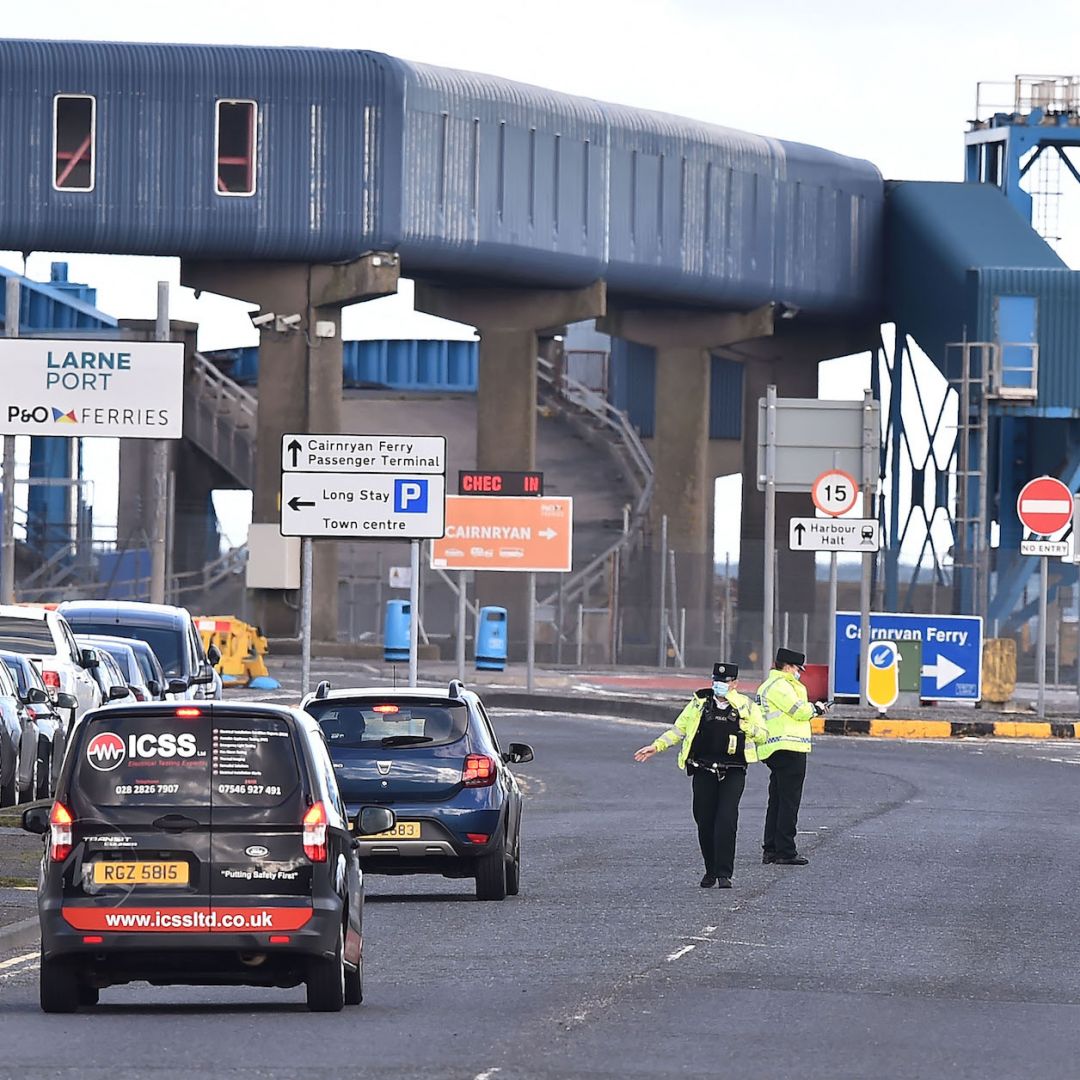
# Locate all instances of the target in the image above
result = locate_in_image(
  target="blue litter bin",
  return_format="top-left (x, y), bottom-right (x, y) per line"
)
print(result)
top-left (476, 606), bottom-right (508, 671)
top-left (384, 599), bottom-right (411, 663)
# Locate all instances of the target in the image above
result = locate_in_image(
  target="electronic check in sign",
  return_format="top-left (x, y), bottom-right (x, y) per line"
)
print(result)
top-left (458, 470), bottom-right (544, 496)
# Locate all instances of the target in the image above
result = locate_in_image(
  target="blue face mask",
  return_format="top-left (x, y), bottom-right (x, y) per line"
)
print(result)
top-left (713, 681), bottom-right (729, 696)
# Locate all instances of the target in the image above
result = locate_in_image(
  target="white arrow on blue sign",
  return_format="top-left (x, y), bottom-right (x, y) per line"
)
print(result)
top-left (833, 611), bottom-right (982, 701)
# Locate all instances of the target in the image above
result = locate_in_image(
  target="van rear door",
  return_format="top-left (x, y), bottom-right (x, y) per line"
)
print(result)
top-left (209, 712), bottom-right (313, 931)
top-left (63, 707), bottom-right (212, 935)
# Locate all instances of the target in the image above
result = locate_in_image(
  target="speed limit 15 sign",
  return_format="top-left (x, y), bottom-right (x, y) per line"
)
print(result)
top-left (811, 469), bottom-right (859, 517)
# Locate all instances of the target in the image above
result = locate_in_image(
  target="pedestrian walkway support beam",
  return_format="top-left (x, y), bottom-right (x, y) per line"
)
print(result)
top-left (413, 280), bottom-right (607, 651)
top-left (181, 254), bottom-right (400, 640)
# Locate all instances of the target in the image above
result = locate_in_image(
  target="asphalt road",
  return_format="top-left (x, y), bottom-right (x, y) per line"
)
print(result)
top-left (2, 711), bottom-right (1080, 1079)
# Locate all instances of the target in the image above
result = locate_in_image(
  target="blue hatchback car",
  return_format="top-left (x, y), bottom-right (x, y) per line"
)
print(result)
top-left (301, 681), bottom-right (533, 901)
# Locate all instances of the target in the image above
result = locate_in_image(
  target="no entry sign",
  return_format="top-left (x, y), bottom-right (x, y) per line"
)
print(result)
top-left (1017, 476), bottom-right (1073, 535)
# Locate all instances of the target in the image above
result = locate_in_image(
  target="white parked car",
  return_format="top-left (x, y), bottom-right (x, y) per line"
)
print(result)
top-left (0, 605), bottom-right (102, 725)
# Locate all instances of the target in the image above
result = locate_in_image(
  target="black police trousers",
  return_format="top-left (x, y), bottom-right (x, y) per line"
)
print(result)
top-left (762, 750), bottom-right (808, 860)
top-left (691, 767), bottom-right (746, 879)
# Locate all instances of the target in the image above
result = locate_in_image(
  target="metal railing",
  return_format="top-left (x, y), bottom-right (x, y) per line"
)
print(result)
top-left (536, 355), bottom-right (654, 614)
top-left (974, 75), bottom-right (1080, 123)
top-left (185, 351), bottom-right (257, 489)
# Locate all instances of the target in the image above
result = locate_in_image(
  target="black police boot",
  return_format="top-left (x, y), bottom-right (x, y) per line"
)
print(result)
top-left (699, 874), bottom-right (717, 888)
top-left (716, 878), bottom-right (733, 889)
top-left (774, 855), bottom-right (809, 866)
top-left (762, 852), bottom-right (776, 864)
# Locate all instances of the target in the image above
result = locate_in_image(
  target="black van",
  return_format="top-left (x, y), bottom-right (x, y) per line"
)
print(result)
top-left (23, 701), bottom-right (395, 1013)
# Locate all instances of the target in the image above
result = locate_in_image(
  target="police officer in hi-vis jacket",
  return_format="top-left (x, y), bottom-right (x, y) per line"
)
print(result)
top-left (635, 663), bottom-right (767, 889)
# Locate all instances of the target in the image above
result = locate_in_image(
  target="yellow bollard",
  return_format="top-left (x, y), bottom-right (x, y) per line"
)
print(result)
top-left (982, 638), bottom-right (1017, 705)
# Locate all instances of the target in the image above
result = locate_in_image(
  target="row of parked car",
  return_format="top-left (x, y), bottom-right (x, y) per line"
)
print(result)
top-left (0, 600), bottom-right (222, 806)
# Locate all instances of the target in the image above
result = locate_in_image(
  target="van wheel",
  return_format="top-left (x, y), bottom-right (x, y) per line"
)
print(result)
top-left (344, 954), bottom-right (363, 1006)
top-left (505, 840), bottom-right (521, 897)
top-left (475, 840), bottom-right (508, 901)
top-left (35, 740), bottom-right (52, 800)
top-left (78, 982), bottom-right (99, 1006)
top-left (306, 925), bottom-right (345, 1012)
top-left (39, 957), bottom-right (80, 1013)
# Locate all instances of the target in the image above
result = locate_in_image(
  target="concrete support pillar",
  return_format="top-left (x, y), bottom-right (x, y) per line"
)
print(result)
top-left (182, 255), bottom-right (399, 640)
top-left (597, 305), bottom-right (774, 663)
top-left (413, 281), bottom-right (606, 653)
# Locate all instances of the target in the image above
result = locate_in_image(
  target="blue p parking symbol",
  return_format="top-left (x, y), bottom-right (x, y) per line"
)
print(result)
top-left (394, 479), bottom-right (429, 513)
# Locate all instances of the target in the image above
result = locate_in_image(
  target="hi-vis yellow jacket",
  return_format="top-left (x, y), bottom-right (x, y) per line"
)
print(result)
top-left (650, 689), bottom-right (768, 769)
top-left (756, 668), bottom-right (817, 760)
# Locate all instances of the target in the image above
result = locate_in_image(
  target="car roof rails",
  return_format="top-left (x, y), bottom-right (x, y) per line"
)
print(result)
top-left (448, 679), bottom-right (466, 700)
top-left (314, 680), bottom-right (331, 700)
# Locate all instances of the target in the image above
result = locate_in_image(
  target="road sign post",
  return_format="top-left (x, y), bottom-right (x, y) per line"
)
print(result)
top-left (300, 536), bottom-right (313, 697)
top-left (1017, 476), bottom-right (1074, 718)
top-left (859, 389), bottom-right (875, 709)
top-left (281, 433), bottom-right (447, 688)
top-left (762, 386), bottom-right (778, 676)
top-left (2, 278), bottom-right (18, 604)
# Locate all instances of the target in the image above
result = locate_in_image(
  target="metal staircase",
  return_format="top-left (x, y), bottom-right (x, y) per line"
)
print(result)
top-left (184, 350), bottom-right (257, 490)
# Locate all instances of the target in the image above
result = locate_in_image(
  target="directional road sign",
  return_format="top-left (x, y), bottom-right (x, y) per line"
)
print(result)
top-left (866, 640), bottom-right (900, 711)
top-left (811, 469), bottom-right (859, 517)
top-left (281, 433), bottom-right (445, 474)
top-left (279, 473), bottom-right (446, 538)
top-left (430, 496), bottom-right (573, 572)
top-left (789, 517), bottom-right (880, 552)
top-left (834, 611), bottom-right (982, 701)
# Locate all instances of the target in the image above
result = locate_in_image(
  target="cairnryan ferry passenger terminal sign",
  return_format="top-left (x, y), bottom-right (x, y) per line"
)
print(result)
top-left (281, 434), bottom-right (446, 474)
top-left (0, 340), bottom-right (184, 439)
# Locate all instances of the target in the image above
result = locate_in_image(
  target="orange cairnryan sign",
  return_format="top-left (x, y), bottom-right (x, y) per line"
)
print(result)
top-left (429, 496), bottom-right (573, 573)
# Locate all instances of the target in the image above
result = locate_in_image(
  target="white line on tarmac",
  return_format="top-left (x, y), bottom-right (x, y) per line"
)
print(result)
top-left (0, 952), bottom-right (36, 970)
top-left (0, 952), bottom-right (36, 981)
top-left (473, 1069), bottom-right (502, 1080)
top-left (665, 944), bottom-right (695, 962)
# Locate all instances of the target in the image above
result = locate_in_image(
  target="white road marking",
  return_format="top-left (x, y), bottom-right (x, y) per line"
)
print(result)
top-left (716, 939), bottom-right (770, 948)
top-left (474, 1069), bottom-right (502, 1080)
top-left (665, 944), bottom-right (695, 962)
top-left (0, 952), bottom-right (36, 970)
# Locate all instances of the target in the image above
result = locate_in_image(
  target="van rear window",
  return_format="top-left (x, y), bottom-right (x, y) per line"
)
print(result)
top-left (212, 716), bottom-right (300, 807)
top-left (76, 714), bottom-right (212, 806)
top-left (74, 713), bottom-right (301, 808)
top-left (0, 618), bottom-right (55, 655)
top-left (305, 699), bottom-right (469, 749)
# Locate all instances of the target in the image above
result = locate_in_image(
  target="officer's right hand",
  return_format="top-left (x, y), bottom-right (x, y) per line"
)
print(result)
top-left (634, 745), bottom-right (657, 762)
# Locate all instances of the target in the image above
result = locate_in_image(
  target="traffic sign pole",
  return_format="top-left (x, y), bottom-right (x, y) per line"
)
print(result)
top-left (762, 385), bottom-right (777, 677)
top-left (1038, 555), bottom-right (1048, 718)
top-left (456, 571), bottom-right (467, 683)
top-left (2, 277), bottom-right (18, 604)
top-left (150, 281), bottom-right (170, 605)
top-left (300, 537), bottom-right (313, 697)
top-left (526, 571), bottom-right (536, 693)
top-left (409, 539), bottom-right (420, 687)
top-left (859, 389), bottom-right (875, 709)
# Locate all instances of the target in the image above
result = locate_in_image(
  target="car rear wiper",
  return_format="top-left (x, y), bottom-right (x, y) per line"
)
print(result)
top-left (379, 735), bottom-right (434, 746)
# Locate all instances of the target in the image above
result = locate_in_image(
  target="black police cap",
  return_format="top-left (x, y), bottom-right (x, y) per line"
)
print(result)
top-left (713, 662), bottom-right (739, 681)
top-left (775, 647), bottom-right (806, 668)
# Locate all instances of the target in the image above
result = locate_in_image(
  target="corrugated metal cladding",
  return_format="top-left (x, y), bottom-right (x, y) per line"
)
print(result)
top-left (972, 268), bottom-right (1080, 414)
top-left (608, 338), bottom-right (741, 439)
top-left (885, 181), bottom-right (1063, 363)
top-left (0, 41), bottom-right (402, 259)
top-left (1, 40), bottom-right (883, 314)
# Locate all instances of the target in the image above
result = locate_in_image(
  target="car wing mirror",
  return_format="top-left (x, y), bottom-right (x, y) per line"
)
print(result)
top-left (504, 742), bottom-right (534, 765)
top-left (26, 686), bottom-right (49, 705)
top-left (80, 648), bottom-right (99, 669)
top-left (108, 685), bottom-right (130, 700)
top-left (206, 644), bottom-right (222, 665)
top-left (355, 806), bottom-right (396, 836)
top-left (146, 679), bottom-right (161, 698)
top-left (167, 678), bottom-right (190, 695)
top-left (22, 806), bottom-right (49, 835)
top-left (54, 692), bottom-right (78, 711)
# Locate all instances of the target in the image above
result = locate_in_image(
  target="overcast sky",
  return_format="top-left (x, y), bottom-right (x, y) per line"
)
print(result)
top-left (3, 1), bottom-right (1079, 553)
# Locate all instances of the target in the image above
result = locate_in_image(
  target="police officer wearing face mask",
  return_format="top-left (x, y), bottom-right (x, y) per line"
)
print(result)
top-left (635, 663), bottom-right (767, 889)
top-left (756, 647), bottom-right (829, 866)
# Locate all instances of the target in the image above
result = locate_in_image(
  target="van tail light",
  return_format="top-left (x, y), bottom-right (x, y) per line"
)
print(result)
top-left (50, 802), bottom-right (74, 862)
top-left (41, 669), bottom-right (60, 691)
top-left (462, 754), bottom-right (496, 787)
top-left (302, 802), bottom-right (328, 862)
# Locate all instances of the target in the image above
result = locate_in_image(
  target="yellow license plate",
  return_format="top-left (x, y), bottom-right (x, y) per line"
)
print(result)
top-left (364, 822), bottom-right (420, 841)
top-left (92, 861), bottom-right (189, 886)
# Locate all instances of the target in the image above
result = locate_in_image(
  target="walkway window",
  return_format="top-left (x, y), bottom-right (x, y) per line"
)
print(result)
top-left (53, 95), bottom-right (95, 191)
top-left (215, 100), bottom-right (257, 196)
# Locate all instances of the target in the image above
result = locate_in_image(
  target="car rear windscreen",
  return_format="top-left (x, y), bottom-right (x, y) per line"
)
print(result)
top-left (305, 699), bottom-right (469, 748)
top-left (65, 620), bottom-right (183, 676)
top-left (0, 654), bottom-right (30, 695)
top-left (0, 618), bottom-right (55, 655)
top-left (74, 712), bottom-right (301, 808)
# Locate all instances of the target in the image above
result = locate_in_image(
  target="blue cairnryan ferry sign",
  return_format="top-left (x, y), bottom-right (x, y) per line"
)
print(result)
top-left (834, 611), bottom-right (983, 701)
